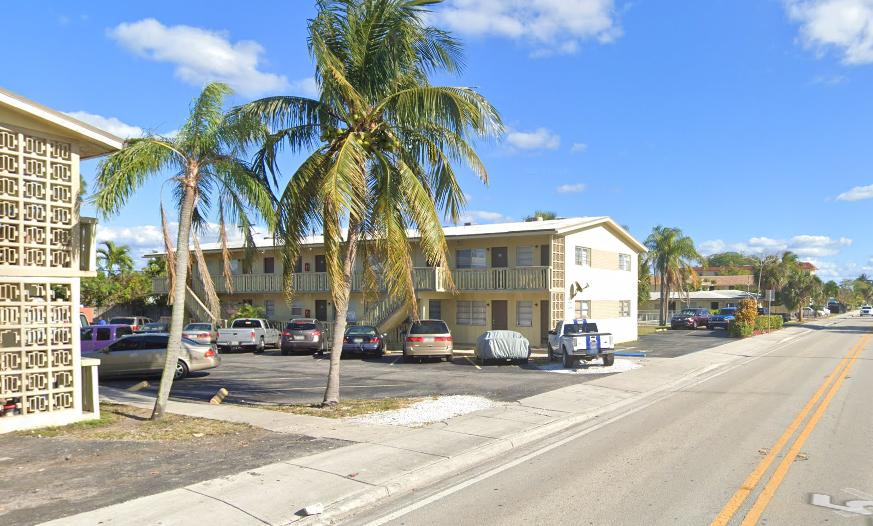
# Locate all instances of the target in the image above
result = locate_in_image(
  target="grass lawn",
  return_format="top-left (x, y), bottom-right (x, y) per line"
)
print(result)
top-left (17, 403), bottom-right (252, 441)
top-left (638, 325), bottom-right (668, 336)
top-left (253, 397), bottom-right (428, 419)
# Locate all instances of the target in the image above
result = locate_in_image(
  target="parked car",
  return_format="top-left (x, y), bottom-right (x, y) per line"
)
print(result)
top-left (107, 316), bottom-right (151, 332)
top-left (548, 319), bottom-right (615, 368)
top-left (182, 322), bottom-right (219, 345)
top-left (709, 307), bottom-right (737, 330)
top-left (82, 333), bottom-right (220, 380)
top-left (403, 319), bottom-right (453, 361)
top-left (861, 305), bottom-right (873, 317)
top-left (670, 308), bottom-right (711, 329)
top-left (137, 321), bottom-right (169, 333)
top-left (217, 318), bottom-right (280, 353)
top-left (280, 318), bottom-right (328, 355)
top-left (475, 330), bottom-right (531, 365)
top-left (80, 324), bottom-right (134, 353)
top-left (342, 325), bottom-right (385, 357)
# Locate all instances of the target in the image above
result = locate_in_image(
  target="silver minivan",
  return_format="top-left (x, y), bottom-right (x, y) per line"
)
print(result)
top-left (83, 333), bottom-right (220, 380)
top-left (403, 319), bottom-right (453, 361)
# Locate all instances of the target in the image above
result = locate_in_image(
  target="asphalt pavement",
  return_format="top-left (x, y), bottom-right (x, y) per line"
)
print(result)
top-left (352, 316), bottom-right (873, 526)
top-left (101, 351), bottom-right (610, 405)
top-left (619, 327), bottom-right (730, 358)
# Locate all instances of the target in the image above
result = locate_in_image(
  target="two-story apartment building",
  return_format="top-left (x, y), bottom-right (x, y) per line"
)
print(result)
top-left (1, 87), bottom-right (120, 432)
top-left (151, 217), bottom-right (646, 345)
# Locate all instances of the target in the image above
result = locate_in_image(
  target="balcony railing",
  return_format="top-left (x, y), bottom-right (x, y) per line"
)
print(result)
top-left (151, 266), bottom-right (551, 295)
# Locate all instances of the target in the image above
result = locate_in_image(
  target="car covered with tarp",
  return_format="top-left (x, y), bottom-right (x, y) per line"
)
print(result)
top-left (474, 330), bottom-right (531, 364)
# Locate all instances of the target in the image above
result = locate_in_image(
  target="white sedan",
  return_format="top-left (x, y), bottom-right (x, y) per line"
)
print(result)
top-left (860, 306), bottom-right (873, 316)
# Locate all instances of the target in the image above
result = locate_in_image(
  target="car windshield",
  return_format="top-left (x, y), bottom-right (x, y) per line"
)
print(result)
top-left (185, 323), bottom-right (212, 331)
top-left (109, 317), bottom-right (135, 325)
top-left (564, 322), bottom-right (599, 335)
top-left (680, 309), bottom-right (698, 315)
top-left (287, 321), bottom-right (317, 330)
top-left (347, 326), bottom-right (377, 336)
top-left (409, 321), bottom-right (449, 334)
top-left (719, 308), bottom-right (737, 315)
top-left (232, 319), bottom-right (260, 328)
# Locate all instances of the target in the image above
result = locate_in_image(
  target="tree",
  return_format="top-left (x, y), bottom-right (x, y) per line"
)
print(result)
top-left (97, 241), bottom-right (134, 276)
top-left (638, 253), bottom-right (652, 305)
top-left (234, 0), bottom-right (502, 405)
top-left (645, 226), bottom-right (701, 325)
top-left (143, 257), bottom-right (168, 278)
top-left (782, 269), bottom-right (821, 322)
top-left (822, 280), bottom-right (839, 301)
top-left (234, 303), bottom-right (266, 319)
top-left (707, 251), bottom-right (757, 267)
top-left (524, 210), bottom-right (557, 221)
top-left (92, 82), bottom-right (274, 419)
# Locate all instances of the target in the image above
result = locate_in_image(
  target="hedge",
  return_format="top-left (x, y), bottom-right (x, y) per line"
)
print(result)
top-left (754, 315), bottom-right (783, 331)
top-left (729, 320), bottom-right (754, 338)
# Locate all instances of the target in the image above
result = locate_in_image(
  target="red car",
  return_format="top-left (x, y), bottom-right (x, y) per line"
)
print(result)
top-left (670, 308), bottom-right (711, 329)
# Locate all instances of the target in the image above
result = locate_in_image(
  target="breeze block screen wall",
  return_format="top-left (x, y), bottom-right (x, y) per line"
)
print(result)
top-left (0, 123), bottom-right (84, 432)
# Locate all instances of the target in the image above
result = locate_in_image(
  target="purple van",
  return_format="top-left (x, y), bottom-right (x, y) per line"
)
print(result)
top-left (80, 324), bottom-right (134, 353)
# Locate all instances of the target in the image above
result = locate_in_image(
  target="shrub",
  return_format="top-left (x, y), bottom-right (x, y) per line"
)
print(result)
top-left (754, 315), bottom-right (783, 331)
top-left (736, 298), bottom-right (758, 325)
top-left (729, 320), bottom-right (754, 338)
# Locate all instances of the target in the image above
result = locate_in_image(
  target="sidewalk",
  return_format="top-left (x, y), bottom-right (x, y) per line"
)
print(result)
top-left (44, 326), bottom-right (815, 526)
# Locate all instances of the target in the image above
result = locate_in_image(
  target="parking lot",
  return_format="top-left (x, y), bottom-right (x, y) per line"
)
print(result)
top-left (617, 327), bottom-right (730, 358)
top-left (102, 350), bottom-right (628, 405)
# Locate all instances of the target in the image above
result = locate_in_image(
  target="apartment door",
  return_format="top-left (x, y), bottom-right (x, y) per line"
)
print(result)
top-left (314, 255), bottom-right (327, 273)
top-left (492, 300), bottom-right (508, 330)
top-left (540, 245), bottom-right (550, 266)
top-left (540, 301), bottom-right (550, 344)
top-left (315, 300), bottom-right (329, 321)
top-left (491, 247), bottom-right (508, 268)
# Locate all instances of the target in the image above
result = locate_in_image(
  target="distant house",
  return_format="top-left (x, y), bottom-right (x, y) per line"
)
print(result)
top-left (651, 262), bottom-right (818, 293)
top-left (644, 290), bottom-right (758, 314)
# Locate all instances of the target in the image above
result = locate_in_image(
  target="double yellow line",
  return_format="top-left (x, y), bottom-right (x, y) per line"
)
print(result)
top-left (710, 333), bottom-right (871, 526)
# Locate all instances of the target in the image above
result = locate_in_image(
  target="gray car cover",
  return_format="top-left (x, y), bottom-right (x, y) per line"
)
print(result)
top-left (475, 330), bottom-right (531, 360)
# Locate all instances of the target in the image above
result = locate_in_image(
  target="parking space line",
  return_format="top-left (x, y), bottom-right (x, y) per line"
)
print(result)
top-left (465, 357), bottom-right (482, 370)
top-left (390, 357), bottom-right (400, 366)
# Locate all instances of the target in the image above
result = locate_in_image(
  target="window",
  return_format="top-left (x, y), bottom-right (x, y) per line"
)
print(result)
top-left (711, 302), bottom-right (719, 310)
top-left (96, 327), bottom-right (111, 340)
top-left (264, 257), bottom-right (275, 274)
top-left (574, 300), bottom-right (591, 319)
top-left (232, 319), bottom-right (261, 328)
top-left (619, 253), bottom-right (632, 271)
top-left (109, 338), bottom-right (141, 352)
top-left (81, 328), bottom-right (93, 340)
top-left (620, 300), bottom-right (631, 317)
top-left (291, 301), bottom-right (305, 317)
top-left (115, 326), bottom-right (132, 337)
top-left (265, 300), bottom-right (275, 318)
top-left (564, 321), bottom-right (599, 335)
top-left (575, 246), bottom-right (591, 266)
top-left (230, 259), bottom-right (240, 274)
top-left (456, 248), bottom-right (487, 269)
top-left (517, 246), bottom-right (534, 267)
top-left (456, 300), bottom-right (486, 325)
top-left (428, 300), bottom-right (442, 320)
top-left (293, 258), bottom-right (303, 273)
top-left (517, 300), bottom-right (533, 327)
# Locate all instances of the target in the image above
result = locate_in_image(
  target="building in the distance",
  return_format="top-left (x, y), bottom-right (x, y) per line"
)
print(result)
top-left (151, 217), bottom-right (647, 345)
top-left (0, 87), bottom-right (121, 432)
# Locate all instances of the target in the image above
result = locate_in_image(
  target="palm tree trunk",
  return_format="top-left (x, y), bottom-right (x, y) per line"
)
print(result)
top-left (151, 178), bottom-right (197, 420)
top-left (322, 222), bottom-right (361, 405)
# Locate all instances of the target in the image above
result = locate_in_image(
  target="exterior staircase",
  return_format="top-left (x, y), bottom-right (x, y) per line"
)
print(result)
top-left (361, 295), bottom-right (408, 334)
top-left (184, 285), bottom-right (218, 324)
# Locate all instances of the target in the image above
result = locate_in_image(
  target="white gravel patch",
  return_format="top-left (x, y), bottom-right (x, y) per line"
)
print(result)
top-left (350, 395), bottom-right (497, 427)
top-left (536, 358), bottom-right (643, 375)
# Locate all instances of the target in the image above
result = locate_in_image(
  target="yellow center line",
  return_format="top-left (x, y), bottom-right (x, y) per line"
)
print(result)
top-left (709, 334), bottom-right (869, 526)
top-left (740, 333), bottom-right (871, 525)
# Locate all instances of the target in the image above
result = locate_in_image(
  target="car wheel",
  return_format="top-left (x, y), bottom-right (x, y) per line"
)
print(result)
top-left (603, 353), bottom-right (615, 366)
top-left (174, 360), bottom-right (189, 380)
top-left (254, 337), bottom-right (265, 354)
top-left (444, 355), bottom-right (453, 362)
top-left (548, 344), bottom-right (557, 362)
top-left (562, 347), bottom-right (573, 369)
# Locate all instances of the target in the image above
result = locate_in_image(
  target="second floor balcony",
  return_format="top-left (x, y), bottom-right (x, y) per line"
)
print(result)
top-left (152, 265), bottom-right (551, 295)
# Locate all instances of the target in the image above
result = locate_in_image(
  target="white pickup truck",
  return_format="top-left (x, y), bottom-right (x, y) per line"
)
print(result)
top-left (547, 319), bottom-right (616, 368)
top-left (217, 318), bottom-right (280, 354)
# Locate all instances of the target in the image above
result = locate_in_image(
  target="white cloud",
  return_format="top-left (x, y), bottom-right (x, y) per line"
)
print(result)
top-left (458, 210), bottom-right (512, 224)
top-left (557, 183), bottom-right (587, 193)
top-left (66, 111), bottom-right (145, 138)
top-left (506, 127), bottom-right (560, 150)
top-left (836, 183), bottom-right (873, 201)
top-left (699, 234), bottom-right (852, 258)
top-left (290, 77), bottom-right (319, 98)
top-left (109, 18), bottom-right (289, 96)
top-left (435, 0), bottom-right (622, 55)
top-left (784, 0), bottom-right (873, 64)
top-left (570, 142), bottom-right (588, 153)
top-left (97, 224), bottom-right (165, 249)
top-left (812, 73), bottom-right (848, 84)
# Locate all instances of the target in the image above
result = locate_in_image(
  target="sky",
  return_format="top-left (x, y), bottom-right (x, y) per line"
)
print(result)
top-left (3, 0), bottom-right (873, 281)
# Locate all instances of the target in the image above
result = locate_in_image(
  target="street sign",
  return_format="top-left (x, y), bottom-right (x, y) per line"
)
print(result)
top-left (766, 289), bottom-right (775, 302)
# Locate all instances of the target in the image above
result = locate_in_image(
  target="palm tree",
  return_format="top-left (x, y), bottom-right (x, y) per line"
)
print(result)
top-left (92, 82), bottom-right (274, 419)
top-left (524, 210), bottom-right (557, 221)
top-left (96, 240), bottom-right (134, 276)
top-left (645, 225), bottom-right (701, 325)
top-left (234, 0), bottom-right (502, 405)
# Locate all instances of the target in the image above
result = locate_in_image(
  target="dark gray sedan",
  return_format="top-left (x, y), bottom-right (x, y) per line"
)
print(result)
top-left (342, 325), bottom-right (385, 357)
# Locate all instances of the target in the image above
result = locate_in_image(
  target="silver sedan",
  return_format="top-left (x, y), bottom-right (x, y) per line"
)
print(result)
top-left (82, 333), bottom-right (220, 380)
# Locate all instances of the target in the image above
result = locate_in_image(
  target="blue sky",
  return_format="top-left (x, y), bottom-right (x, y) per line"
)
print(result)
top-left (4, 0), bottom-right (873, 280)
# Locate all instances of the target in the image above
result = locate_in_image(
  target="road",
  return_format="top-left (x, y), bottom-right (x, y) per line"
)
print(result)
top-left (352, 316), bottom-right (873, 525)
top-left (619, 327), bottom-right (730, 358)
